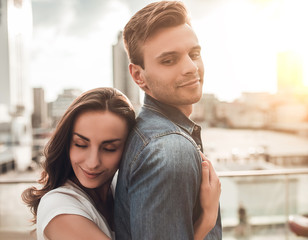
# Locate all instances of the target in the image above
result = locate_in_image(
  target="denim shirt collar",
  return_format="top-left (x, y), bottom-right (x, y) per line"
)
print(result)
top-left (143, 94), bottom-right (200, 136)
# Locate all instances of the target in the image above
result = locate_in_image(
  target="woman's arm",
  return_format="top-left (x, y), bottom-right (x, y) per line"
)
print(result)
top-left (44, 214), bottom-right (111, 240)
top-left (194, 153), bottom-right (221, 240)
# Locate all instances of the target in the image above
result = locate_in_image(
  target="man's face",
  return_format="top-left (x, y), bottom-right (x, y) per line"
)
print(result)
top-left (140, 24), bottom-right (204, 114)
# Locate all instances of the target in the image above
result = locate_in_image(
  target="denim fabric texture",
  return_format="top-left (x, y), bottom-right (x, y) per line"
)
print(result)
top-left (114, 94), bottom-right (222, 240)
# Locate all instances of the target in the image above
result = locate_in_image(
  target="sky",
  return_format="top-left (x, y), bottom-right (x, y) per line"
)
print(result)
top-left (29, 0), bottom-right (308, 102)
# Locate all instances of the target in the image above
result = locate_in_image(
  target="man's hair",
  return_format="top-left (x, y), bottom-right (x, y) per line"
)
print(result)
top-left (123, 1), bottom-right (191, 68)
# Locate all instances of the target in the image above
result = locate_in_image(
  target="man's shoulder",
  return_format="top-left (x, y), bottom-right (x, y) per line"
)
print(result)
top-left (124, 113), bottom-right (177, 151)
top-left (126, 114), bottom-right (196, 151)
top-left (123, 106), bottom-right (198, 158)
top-left (135, 108), bottom-right (181, 136)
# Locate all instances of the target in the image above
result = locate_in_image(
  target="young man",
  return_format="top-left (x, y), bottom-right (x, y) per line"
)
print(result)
top-left (114, 1), bottom-right (222, 239)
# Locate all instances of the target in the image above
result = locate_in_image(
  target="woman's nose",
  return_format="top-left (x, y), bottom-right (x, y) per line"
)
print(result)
top-left (86, 150), bottom-right (101, 169)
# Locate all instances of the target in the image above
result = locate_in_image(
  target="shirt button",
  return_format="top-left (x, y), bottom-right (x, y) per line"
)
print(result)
top-left (197, 144), bottom-right (202, 150)
top-left (194, 126), bottom-right (199, 131)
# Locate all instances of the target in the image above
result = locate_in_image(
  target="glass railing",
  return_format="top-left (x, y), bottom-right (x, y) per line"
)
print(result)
top-left (0, 168), bottom-right (308, 240)
top-left (0, 180), bottom-right (39, 240)
top-left (219, 168), bottom-right (308, 240)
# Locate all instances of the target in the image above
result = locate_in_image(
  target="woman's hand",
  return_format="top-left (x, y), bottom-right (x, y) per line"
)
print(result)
top-left (199, 152), bottom-right (221, 221)
top-left (194, 152), bottom-right (221, 240)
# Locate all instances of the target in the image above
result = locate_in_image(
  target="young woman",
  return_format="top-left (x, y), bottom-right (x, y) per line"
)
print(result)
top-left (22, 87), bottom-right (220, 240)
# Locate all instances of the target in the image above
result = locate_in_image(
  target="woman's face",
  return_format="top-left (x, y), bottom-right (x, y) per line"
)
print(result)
top-left (69, 110), bottom-right (128, 189)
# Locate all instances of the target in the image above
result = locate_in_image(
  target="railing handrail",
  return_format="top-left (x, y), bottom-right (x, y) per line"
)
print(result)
top-left (1, 168), bottom-right (308, 184)
top-left (0, 179), bottom-right (38, 184)
top-left (218, 168), bottom-right (308, 177)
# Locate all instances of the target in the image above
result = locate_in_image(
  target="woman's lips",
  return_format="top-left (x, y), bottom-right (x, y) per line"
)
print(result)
top-left (81, 168), bottom-right (102, 179)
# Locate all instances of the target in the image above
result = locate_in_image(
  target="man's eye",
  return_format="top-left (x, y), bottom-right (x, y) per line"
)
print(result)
top-left (190, 52), bottom-right (201, 60)
top-left (161, 58), bottom-right (175, 65)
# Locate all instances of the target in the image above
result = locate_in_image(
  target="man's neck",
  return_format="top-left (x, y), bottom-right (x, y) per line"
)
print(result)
top-left (144, 93), bottom-right (193, 118)
top-left (175, 104), bottom-right (193, 118)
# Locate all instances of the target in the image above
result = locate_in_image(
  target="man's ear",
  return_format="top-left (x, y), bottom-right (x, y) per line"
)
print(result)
top-left (129, 63), bottom-right (147, 89)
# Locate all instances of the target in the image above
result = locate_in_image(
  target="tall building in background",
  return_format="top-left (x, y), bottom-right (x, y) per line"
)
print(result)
top-left (32, 87), bottom-right (48, 128)
top-left (112, 31), bottom-right (140, 111)
top-left (0, 0), bottom-right (33, 171)
top-left (0, 0), bottom-right (33, 114)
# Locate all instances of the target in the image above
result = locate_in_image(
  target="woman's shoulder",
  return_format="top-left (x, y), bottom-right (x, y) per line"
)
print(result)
top-left (37, 181), bottom-right (93, 220)
top-left (45, 180), bottom-right (85, 195)
top-left (36, 181), bottom-right (114, 239)
top-left (40, 180), bottom-right (88, 206)
top-left (36, 180), bottom-right (92, 239)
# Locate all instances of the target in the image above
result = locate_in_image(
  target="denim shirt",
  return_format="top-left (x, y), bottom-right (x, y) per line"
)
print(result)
top-left (114, 94), bottom-right (222, 240)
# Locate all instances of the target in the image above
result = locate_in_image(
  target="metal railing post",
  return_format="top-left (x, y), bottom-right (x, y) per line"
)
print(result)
top-left (285, 174), bottom-right (289, 240)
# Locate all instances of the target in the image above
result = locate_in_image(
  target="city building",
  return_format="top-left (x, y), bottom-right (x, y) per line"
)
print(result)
top-left (0, 0), bottom-right (33, 115)
top-left (50, 89), bottom-right (81, 127)
top-left (216, 101), bottom-right (269, 129)
top-left (191, 93), bottom-right (218, 125)
top-left (112, 31), bottom-right (140, 111)
top-left (0, 0), bottom-right (33, 172)
top-left (192, 88), bottom-right (308, 135)
top-left (32, 87), bottom-right (48, 128)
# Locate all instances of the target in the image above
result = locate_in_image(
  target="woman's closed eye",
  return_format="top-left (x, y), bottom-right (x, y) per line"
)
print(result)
top-left (101, 142), bottom-right (122, 152)
top-left (75, 143), bottom-right (87, 148)
top-left (104, 148), bottom-right (117, 152)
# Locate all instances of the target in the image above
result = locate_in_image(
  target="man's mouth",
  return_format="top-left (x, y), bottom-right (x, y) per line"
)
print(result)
top-left (178, 78), bottom-right (201, 87)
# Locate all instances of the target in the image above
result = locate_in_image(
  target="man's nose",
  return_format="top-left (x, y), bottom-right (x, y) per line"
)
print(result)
top-left (182, 55), bottom-right (199, 75)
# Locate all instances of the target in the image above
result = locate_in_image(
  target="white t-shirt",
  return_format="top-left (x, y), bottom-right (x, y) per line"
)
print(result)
top-left (36, 180), bottom-right (115, 240)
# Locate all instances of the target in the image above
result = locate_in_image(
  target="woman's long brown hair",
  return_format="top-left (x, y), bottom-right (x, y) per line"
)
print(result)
top-left (21, 87), bottom-right (136, 224)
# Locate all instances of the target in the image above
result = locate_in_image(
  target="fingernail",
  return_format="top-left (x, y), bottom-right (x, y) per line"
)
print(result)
top-left (202, 162), bottom-right (208, 168)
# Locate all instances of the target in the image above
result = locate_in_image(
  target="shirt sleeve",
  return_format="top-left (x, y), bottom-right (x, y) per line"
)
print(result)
top-left (128, 133), bottom-right (202, 240)
top-left (36, 190), bottom-right (92, 238)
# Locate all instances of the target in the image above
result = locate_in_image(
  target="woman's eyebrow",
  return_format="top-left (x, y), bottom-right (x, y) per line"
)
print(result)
top-left (103, 139), bottom-right (122, 144)
top-left (73, 133), bottom-right (122, 144)
top-left (73, 133), bottom-right (89, 141)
